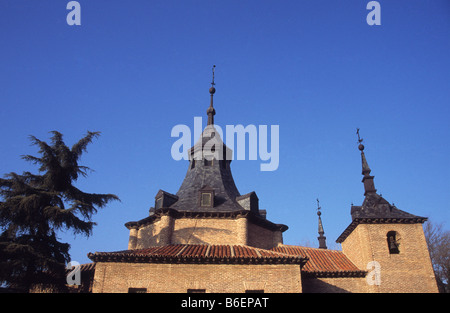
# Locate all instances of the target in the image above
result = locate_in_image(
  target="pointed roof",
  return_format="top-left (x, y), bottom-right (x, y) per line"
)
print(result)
top-left (336, 133), bottom-right (427, 243)
top-left (125, 68), bottom-right (287, 233)
top-left (351, 140), bottom-right (425, 221)
top-left (316, 199), bottom-right (327, 249)
top-left (170, 91), bottom-right (242, 213)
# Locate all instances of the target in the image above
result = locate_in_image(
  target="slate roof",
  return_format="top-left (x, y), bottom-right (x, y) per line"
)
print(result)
top-left (170, 125), bottom-right (244, 213)
top-left (336, 142), bottom-right (427, 243)
top-left (350, 193), bottom-right (426, 221)
top-left (124, 127), bottom-right (288, 229)
top-left (125, 105), bottom-right (287, 228)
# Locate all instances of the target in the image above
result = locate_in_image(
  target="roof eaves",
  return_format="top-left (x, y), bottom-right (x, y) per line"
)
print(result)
top-left (88, 245), bottom-right (308, 266)
top-left (336, 216), bottom-right (428, 243)
top-left (302, 270), bottom-right (367, 278)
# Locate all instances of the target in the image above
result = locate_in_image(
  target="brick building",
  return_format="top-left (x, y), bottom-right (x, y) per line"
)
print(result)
top-left (86, 75), bottom-right (438, 293)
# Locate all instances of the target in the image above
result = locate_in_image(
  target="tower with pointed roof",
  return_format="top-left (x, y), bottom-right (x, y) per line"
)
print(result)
top-left (86, 67), bottom-right (308, 293)
top-left (125, 67), bottom-right (287, 250)
top-left (336, 131), bottom-right (438, 293)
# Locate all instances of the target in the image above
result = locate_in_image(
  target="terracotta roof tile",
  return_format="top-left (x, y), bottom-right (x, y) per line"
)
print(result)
top-left (88, 244), bottom-right (307, 265)
top-left (209, 245), bottom-right (231, 258)
top-left (66, 262), bottom-right (96, 274)
top-left (271, 245), bottom-right (366, 277)
top-left (88, 245), bottom-right (366, 278)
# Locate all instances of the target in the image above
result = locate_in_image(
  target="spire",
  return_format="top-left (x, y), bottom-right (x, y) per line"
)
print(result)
top-left (316, 199), bottom-right (327, 249)
top-left (337, 130), bottom-right (428, 243)
top-left (207, 65), bottom-right (216, 125)
top-left (172, 65), bottom-right (243, 213)
top-left (356, 128), bottom-right (377, 196)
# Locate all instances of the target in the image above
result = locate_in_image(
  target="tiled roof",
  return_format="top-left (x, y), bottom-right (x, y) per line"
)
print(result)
top-left (65, 262), bottom-right (96, 275)
top-left (88, 245), bottom-right (366, 278)
top-left (272, 245), bottom-right (366, 277)
top-left (65, 263), bottom-right (96, 293)
top-left (88, 244), bottom-right (307, 265)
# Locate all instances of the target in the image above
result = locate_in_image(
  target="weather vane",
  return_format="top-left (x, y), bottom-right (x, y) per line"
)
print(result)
top-left (316, 198), bottom-right (321, 214)
top-left (211, 65), bottom-right (216, 87)
top-left (356, 128), bottom-right (363, 145)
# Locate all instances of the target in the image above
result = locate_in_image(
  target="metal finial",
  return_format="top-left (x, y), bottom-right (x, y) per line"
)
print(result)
top-left (356, 128), bottom-right (365, 151)
top-left (316, 198), bottom-right (327, 249)
top-left (356, 128), bottom-right (363, 144)
top-left (211, 65), bottom-right (216, 87)
top-left (207, 65), bottom-right (216, 125)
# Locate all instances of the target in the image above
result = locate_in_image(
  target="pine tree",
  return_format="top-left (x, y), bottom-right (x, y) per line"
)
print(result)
top-left (0, 131), bottom-right (119, 292)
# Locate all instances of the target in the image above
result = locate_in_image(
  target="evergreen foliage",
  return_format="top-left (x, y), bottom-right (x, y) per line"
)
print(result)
top-left (0, 131), bottom-right (119, 291)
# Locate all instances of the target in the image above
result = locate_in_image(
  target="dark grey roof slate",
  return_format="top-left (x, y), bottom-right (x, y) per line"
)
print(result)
top-left (170, 125), bottom-right (244, 212)
top-left (351, 193), bottom-right (425, 220)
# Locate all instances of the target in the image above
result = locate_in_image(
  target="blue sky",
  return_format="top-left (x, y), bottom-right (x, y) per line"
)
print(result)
top-left (1, 0), bottom-right (449, 264)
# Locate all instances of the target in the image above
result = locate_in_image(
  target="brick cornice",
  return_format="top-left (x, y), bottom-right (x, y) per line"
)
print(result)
top-left (336, 217), bottom-right (428, 243)
top-left (125, 208), bottom-right (288, 232)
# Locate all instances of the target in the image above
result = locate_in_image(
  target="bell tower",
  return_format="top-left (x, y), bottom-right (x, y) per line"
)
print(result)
top-left (337, 130), bottom-right (438, 293)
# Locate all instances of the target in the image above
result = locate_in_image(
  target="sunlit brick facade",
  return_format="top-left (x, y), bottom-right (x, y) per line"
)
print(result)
top-left (86, 84), bottom-right (438, 293)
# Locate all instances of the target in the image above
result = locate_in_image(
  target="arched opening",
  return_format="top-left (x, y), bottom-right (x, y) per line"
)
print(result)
top-left (387, 231), bottom-right (401, 254)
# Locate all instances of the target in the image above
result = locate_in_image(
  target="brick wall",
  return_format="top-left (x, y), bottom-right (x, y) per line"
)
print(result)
top-left (247, 222), bottom-right (283, 249)
top-left (172, 217), bottom-right (246, 245)
top-left (341, 223), bottom-right (438, 293)
top-left (131, 215), bottom-right (174, 248)
top-left (92, 262), bottom-right (302, 293)
top-left (302, 277), bottom-right (369, 293)
top-left (129, 216), bottom-right (281, 249)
